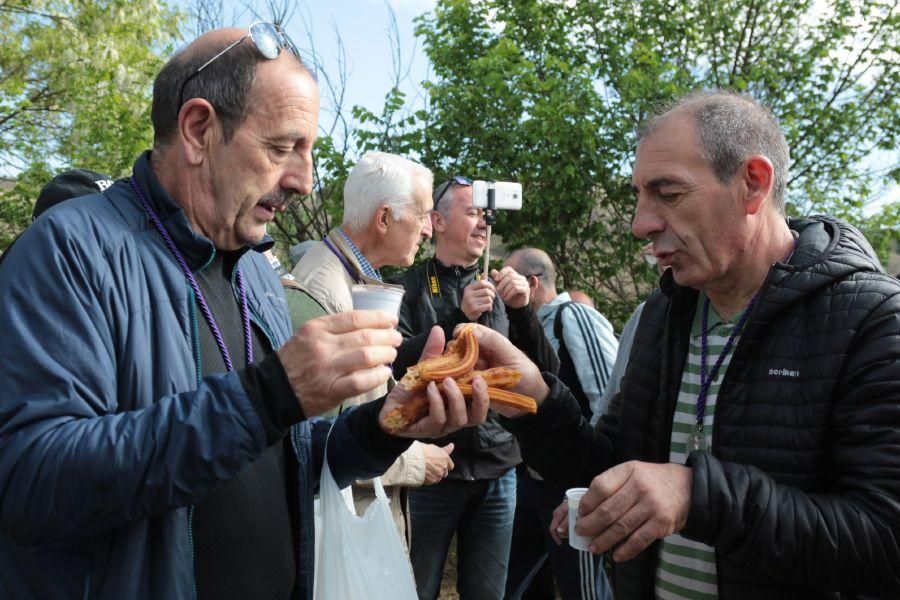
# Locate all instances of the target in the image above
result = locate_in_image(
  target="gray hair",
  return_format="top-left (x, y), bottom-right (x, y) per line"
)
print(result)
top-left (638, 90), bottom-right (790, 213)
top-left (507, 247), bottom-right (556, 290)
top-left (342, 151), bottom-right (433, 232)
top-left (151, 36), bottom-right (312, 148)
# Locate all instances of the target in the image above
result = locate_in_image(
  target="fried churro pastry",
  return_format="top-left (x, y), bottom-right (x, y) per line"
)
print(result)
top-left (382, 378), bottom-right (536, 432)
top-left (455, 367), bottom-right (522, 389)
top-left (382, 397), bottom-right (430, 432)
top-left (454, 383), bottom-right (537, 414)
top-left (399, 325), bottom-right (478, 392)
top-left (383, 327), bottom-right (535, 431)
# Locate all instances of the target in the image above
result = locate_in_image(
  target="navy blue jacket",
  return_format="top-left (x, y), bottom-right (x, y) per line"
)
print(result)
top-left (0, 153), bottom-right (405, 599)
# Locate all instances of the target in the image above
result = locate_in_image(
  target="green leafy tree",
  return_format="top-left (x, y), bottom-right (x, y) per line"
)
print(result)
top-left (417, 0), bottom-right (899, 323)
top-left (0, 0), bottom-right (183, 248)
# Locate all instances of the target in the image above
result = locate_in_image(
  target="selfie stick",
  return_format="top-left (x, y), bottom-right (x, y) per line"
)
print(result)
top-left (483, 186), bottom-right (496, 280)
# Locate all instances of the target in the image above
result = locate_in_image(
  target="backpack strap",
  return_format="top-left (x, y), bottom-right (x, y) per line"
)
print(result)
top-left (282, 279), bottom-right (329, 330)
top-left (553, 302), bottom-right (592, 419)
top-left (553, 301), bottom-right (576, 342)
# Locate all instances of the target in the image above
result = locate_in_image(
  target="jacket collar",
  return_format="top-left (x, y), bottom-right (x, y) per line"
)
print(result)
top-left (537, 291), bottom-right (571, 322)
top-left (324, 227), bottom-right (383, 285)
top-left (433, 256), bottom-right (480, 275)
top-left (131, 151), bottom-right (273, 271)
top-left (659, 215), bottom-right (881, 338)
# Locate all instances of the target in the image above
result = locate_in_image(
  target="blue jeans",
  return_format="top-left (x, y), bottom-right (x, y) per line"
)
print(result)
top-left (409, 468), bottom-right (517, 600)
top-left (505, 468), bottom-right (612, 600)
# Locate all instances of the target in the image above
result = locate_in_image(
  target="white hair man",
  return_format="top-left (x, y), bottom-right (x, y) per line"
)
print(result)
top-left (291, 151), bottom-right (455, 546)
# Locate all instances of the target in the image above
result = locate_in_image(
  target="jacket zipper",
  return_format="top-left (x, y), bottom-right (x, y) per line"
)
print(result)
top-left (706, 270), bottom-right (774, 600)
top-left (82, 570), bottom-right (92, 600)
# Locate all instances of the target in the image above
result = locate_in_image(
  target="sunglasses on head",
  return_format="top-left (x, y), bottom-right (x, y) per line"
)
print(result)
top-left (433, 175), bottom-right (472, 211)
top-left (179, 21), bottom-right (302, 108)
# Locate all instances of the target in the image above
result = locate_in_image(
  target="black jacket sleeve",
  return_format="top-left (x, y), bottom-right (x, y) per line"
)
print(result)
top-left (500, 374), bottom-right (614, 489)
top-left (507, 304), bottom-right (559, 375)
top-left (682, 290), bottom-right (900, 595)
top-left (240, 352), bottom-right (306, 445)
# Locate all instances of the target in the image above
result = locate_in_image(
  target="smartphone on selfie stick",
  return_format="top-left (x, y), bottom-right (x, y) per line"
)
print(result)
top-left (471, 180), bottom-right (523, 279)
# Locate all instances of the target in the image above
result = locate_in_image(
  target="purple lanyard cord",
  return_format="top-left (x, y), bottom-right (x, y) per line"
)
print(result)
top-left (696, 236), bottom-right (799, 428)
top-left (322, 236), bottom-right (362, 284)
top-left (130, 177), bottom-right (253, 371)
top-left (697, 295), bottom-right (756, 426)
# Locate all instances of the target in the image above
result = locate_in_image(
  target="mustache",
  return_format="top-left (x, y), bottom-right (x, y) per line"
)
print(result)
top-left (258, 188), bottom-right (298, 210)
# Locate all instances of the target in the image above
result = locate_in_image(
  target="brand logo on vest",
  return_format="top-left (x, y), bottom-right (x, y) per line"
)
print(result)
top-left (769, 367), bottom-right (800, 378)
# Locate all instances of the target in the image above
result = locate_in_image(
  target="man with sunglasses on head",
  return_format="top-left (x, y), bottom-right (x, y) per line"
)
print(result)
top-left (389, 177), bottom-right (559, 600)
top-left (0, 25), bottom-right (496, 600)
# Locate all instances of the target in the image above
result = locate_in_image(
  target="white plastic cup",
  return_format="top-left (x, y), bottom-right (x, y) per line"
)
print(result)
top-left (566, 487), bottom-right (591, 551)
top-left (350, 284), bottom-right (404, 316)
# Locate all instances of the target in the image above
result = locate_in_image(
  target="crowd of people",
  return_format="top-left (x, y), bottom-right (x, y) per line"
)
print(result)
top-left (1, 21), bottom-right (899, 600)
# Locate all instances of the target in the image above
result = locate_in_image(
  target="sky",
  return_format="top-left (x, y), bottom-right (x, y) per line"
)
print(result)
top-left (225, 0), bottom-right (436, 128)
top-left (295, 0), bottom-right (435, 112)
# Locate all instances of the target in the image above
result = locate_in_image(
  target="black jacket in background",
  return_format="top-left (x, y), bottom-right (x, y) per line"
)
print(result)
top-left (389, 257), bottom-right (559, 481)
top-left (503, 216), bottom-right (900, 600)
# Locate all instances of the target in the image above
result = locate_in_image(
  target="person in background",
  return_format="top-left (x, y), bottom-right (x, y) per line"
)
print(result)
top-left (289, 239), bottom-right (317, 269)
top-left (567, 289), bottom-right (595, 309)
top-left (291, 150), bottom-right (455, 546)
top-left (506, 248), bottom-right (618, 422)
top-left (0, 169), bottom-right (115, 268)
top-left (503, 247), bottom-right (616, 600)
top-left (390, 176), bottom-right (559, 600)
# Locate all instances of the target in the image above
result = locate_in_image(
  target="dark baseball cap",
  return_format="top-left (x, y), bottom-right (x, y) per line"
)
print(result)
top-left (33, 169), bottom-right (115, 220)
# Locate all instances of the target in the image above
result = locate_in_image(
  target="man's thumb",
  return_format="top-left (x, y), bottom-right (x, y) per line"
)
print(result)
top-left (441, 443), bottom-right (455, 455)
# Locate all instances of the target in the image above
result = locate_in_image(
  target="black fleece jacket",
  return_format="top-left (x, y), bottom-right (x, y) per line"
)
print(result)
top-left (503, 216), bottom-right (900, 600)
top-left (390, 257), bottom-right (559, 481)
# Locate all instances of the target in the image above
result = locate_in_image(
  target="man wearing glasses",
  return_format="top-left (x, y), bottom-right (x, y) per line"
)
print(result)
top-left (291, 151), bottom-right (456, 546)
top-left (390, 177), bottom-right (559, 600)
top-left (0, 25), bottom-right (495, 599)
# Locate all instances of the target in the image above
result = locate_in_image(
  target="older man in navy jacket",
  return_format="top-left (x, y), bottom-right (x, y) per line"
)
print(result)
top-left (0, 24), bottom-right (491, 600)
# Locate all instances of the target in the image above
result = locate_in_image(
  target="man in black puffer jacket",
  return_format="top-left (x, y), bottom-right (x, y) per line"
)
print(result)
top-left (493, 90), bottom-right (900, 600)
top-left (390, 177), bottom-right (559, 600)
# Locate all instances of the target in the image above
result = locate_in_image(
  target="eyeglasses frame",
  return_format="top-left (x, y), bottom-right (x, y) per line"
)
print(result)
top-left (178, 21), bottom-right (301, 109)
top-left (433, 175), bottom-right (473, 212)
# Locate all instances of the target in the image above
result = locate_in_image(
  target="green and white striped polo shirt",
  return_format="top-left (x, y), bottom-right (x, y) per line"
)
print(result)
top-left (654, 293), bottom-right (743, 600)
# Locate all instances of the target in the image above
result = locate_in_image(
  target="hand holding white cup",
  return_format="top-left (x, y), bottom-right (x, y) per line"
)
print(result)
top-left (566, 487), bottom-right (591, 551)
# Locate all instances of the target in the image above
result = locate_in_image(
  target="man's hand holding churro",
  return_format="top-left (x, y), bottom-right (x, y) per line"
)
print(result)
top-left (378, 324), bottom-right (550, 436)
top-left (378, 326), bottom-right (490, 438)
top-left (465, 324), bottom-right (550, 416)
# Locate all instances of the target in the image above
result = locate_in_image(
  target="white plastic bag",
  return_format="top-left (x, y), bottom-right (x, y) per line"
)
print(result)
top-left (313, 452), bottom-right (418, 600)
